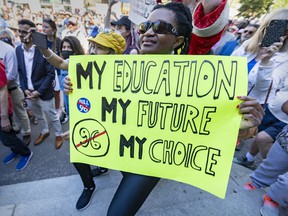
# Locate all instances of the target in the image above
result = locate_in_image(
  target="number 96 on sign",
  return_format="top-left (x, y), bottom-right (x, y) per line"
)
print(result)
top-left (77, 98), bottom-right (91, 113)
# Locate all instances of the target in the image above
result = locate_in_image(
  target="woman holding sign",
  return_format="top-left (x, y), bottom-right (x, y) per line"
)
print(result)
top-left (62, 2), bottom-right (264, 216)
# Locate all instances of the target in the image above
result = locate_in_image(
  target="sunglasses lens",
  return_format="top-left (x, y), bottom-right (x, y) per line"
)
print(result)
top-left (139, 22), bottom-right (153, 34)
top-left (244, 30), bottom-right (254, 34)
top-left (139, 22), bottom-right (149, 34)
top-left (18, 30), bottom-right (28, 34)
top-left (153, 21), bottom-right (168, 34)
top-left (138, 21), bottom-right (178, 36)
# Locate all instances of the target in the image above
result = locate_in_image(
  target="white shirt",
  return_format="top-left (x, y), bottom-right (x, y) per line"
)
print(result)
top-left (21, 44), bottom-right (35, 90)
top-left (0, 40), bottom-right (19, 89)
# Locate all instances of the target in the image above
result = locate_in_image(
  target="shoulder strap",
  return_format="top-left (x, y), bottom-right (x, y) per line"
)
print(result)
top-left (247, 84), bottom-right (255, 96)
top-left (263, 80), bottom-right (273, 110)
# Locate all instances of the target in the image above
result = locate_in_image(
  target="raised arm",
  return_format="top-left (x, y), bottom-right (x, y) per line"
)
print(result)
top-left (40, 48), bottom-right (69, 71)
top-left (189, 0), bottom-right (229, 54)
top-left (104, 0), bottom-right (118, 29)
top-left (201, 0), bottom-right (222, 15)
top-left (25, 29), bottom-right (69, 70)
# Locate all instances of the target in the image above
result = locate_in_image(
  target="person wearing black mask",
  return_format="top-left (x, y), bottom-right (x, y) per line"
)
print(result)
top-left (0, 35), bottom-right (13, 47)
top-left (0, 29), bottom-right (14, 47)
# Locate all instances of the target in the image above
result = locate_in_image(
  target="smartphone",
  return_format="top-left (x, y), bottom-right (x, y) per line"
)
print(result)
top-left (261, 19), bottom-right (288, 47)
top-left (32, 31), bottom-right (48, 49)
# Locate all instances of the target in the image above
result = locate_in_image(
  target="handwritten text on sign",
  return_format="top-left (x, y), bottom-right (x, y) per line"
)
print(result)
top-left (129, 0), bottom-right (157, 25)
top-left (69, 55), bottom-right (247, 198)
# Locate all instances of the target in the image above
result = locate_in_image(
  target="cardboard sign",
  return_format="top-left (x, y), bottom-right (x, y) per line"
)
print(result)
top-left (128, 0), bottom-right (157, 25)
top-left (69, 54), bottom-right (247, 198)
top-left (118, 0), bottom-right (130, 3)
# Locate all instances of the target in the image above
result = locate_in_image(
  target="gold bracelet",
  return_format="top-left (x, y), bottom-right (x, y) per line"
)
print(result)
top-left (43, 49), bottom-right (53, 60)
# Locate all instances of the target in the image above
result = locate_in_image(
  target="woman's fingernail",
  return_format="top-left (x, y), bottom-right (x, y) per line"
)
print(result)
top-left (236, 105), bottom-right (239, 108)
top-left (237, 96), bottom-right (242, 99)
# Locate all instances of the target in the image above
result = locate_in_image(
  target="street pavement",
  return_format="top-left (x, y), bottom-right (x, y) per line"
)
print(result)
top-left (0, 121), bottom-right (288, 216)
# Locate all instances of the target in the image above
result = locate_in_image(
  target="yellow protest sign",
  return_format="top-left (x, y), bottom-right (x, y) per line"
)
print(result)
top-left (69, 54), bottom-right (247, 198)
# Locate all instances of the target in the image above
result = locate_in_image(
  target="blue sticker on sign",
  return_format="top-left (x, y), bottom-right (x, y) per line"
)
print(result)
top-left (77, 98), bottom-right (91, 113)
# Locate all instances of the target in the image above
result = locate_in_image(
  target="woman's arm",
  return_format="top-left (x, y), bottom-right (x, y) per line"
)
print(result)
top-left (201, 0), bottom-right (222, 15)
top-left (189, 0), bottom-right (229, 54)
top-left (26, 28), bottom-right (69, 70)
top-left (40, 48), bottom-right (69, 70)
top-left (104, 0), bottom-right (118, 29)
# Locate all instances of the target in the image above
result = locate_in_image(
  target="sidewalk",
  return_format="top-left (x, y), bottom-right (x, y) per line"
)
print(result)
top-left (1, 163), bottom-right (287, 216)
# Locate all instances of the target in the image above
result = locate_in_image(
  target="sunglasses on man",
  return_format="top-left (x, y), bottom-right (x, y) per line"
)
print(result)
top-left (243, 30), bottom-right (255, 35)
top-left (18, 29), bottom-right (29, 35)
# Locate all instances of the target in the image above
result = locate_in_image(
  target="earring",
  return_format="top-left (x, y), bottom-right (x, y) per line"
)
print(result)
top-left (171, 50), bottom-right (175, 54)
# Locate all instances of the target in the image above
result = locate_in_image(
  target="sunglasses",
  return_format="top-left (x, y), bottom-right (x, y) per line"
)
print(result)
top-left (138, 21), bottom-right (179, 37)
top-left (243, 30), bottom-right (255, 35)
top-left (18, 29), bottom-right (29, 35)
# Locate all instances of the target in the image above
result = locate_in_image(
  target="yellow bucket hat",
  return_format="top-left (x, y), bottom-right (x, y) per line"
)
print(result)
top-left (88, 31), bottom-right (126, 54)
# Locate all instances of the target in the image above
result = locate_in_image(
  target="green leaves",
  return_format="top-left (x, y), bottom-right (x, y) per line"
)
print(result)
top-left (237, 0), bottom-right (273, 18)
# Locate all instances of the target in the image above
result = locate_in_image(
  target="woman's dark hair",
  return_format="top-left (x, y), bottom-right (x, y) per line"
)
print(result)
top-left (43, 18), bottom-right (57, 32)
top-left (152, 2), bottom-right (192, 54)
top-left (43, 19), bottom-right (58, 52)
top-left (124, 29), bottom-right (140, 54)
top-left (60, 36), bottom-right (85, 55)
top-left (124, 25), bottom-right (131, 31)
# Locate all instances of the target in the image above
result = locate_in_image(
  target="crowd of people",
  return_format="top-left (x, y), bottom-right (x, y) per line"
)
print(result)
top-left (0, 0), bottom-right (287, 216)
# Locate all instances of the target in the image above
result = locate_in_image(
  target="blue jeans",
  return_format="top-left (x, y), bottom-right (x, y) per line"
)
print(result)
top-left (258, 107), bottom-right (286, 140)
top-left (59, 70), bottom-right (69, 116)
top-left (250, 141), bottom-right (288, 207)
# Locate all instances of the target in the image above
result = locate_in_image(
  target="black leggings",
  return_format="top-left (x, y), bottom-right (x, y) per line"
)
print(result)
top-left (73, 163), bottom-right (95, 188)
top-left (73, 163), bottom-right (160, 216)
top-left (107, 172), bottom-right (160, 216)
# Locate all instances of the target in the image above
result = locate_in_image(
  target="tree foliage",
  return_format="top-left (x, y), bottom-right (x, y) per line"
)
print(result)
top-left (237, 0), bottom-right (274, 18)
top-left (271, 0), bottom-right (288, 10)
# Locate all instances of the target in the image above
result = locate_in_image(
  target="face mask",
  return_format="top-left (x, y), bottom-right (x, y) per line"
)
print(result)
top-left (114, 30), bottom-right (122, 35)
top-left (0, 37), bottom-right (13, 47)
top-left (61, 50), bottom-right (74, 59)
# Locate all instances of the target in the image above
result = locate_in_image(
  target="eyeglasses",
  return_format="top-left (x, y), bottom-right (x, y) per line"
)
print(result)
top-left (18, 29), bottom-right (28, 35)
top-left (138, 21), bottom-right (179, 37)
top-left (243, 30), bottom-right (255, 35)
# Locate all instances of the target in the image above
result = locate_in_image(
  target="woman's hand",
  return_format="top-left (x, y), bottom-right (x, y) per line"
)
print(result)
top-left (259, 36), bottom-right (286, 65)
top-left (23, 27), bottom-right (37, 44)
top-left (109, 0), bottom-right (118, 8)
top-left (63, 76), bottom-right (73, 95)
top-left (237, 96), bottom-right (264, 129)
